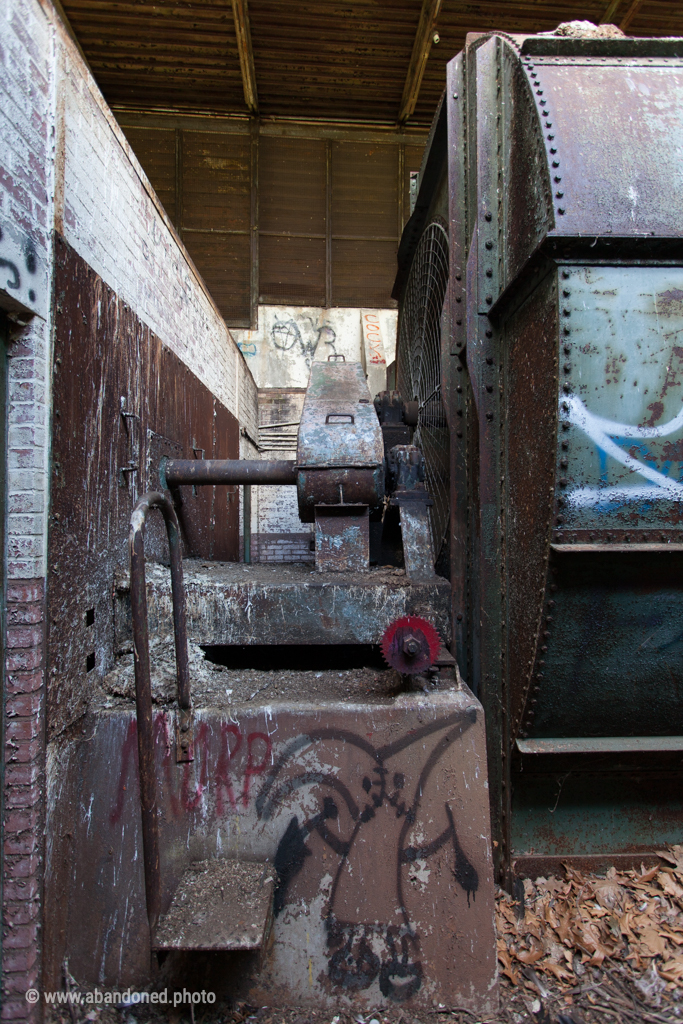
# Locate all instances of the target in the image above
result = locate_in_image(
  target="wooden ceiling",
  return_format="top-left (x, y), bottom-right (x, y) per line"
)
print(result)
top-left (60, 0), bottom-right (683, 126)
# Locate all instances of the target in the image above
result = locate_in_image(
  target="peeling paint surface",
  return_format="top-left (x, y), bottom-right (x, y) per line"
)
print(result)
top-left (45, 688), bottom-right (497, 1012)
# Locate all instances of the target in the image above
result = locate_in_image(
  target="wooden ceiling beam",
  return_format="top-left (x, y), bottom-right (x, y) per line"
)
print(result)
top-left (599, 0), bottom-right (623, 23)
top-left (398, 0), bottom-right (442, 124)
top-left (231, 0), bottom-right (259, 115)
top-left (619, 0), bottom-right (645, 31)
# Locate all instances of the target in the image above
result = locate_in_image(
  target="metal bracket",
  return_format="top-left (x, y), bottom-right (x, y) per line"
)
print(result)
top-left (176, 707), bottom-right (195, 763)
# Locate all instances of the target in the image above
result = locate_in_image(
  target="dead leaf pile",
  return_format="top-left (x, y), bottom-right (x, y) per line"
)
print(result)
top-left (496, 846), bottom-right (683, 999)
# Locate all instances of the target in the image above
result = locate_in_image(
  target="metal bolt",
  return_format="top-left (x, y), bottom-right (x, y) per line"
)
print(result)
top-left (486, 329), bottom-right (493, 338)
top-left (563, 326), bottom-right (570, 335)
top-left (563, 308), bottom-right (571, 316)
top-left (563, 382), bottom-right (571, 393)
top-left (453, 91), bottom-right (459, 99)
top-left (486, 356), bottom-right (494, 364)
top-left (485, 240), bottom-right (493, 249)
top-left (457, 613), bottom-right (463, 622)
top-left (562, 422), bottom-right (570, 431)
top-left (486, 268), bottom-right (493, 277)
top-left (403, 635), bottom-right (420, 656)
top-left (560, 458), bottom-right (568, 468)
top-left (564, 344), bottom-right (571, 354)
top-left (486, 295), bottom-right (493, 304)
top-left (556, 190), bottom-right (564, 198)
top-left (554, 175), bottom-right (562, 183)
top-left (557, 207), bottom-right (566, 215)
top-left (181, 738), bottom-right (189, 751)
top-left (550, 147), bottom-right (557, 154)
top-left (559, 477), bottom-right (567, 486)
top-left (485, 211), bottom-right (492, 221)
top-left (457, 385), bottom-right (462, 393)
top-left (545, 121), bottom-right (552, 128)
top-left (486, 412), bottom-right (494, 420)
top-left (564, 363), bottom-right (571, 373)
top-left (486, 384), bottom-right (493, 393)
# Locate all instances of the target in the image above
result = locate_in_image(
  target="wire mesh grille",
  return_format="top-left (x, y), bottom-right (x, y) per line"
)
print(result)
top-left (396, 219), bottom-right (450, 568)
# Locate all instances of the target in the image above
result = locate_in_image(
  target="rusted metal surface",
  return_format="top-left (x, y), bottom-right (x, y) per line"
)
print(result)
top-left (129, 491), bottom-right (193, 939)
top-left (164, 458), bottom-right (296, 486)
top-left (536, 56), bottom-right (683, 241)
top-left (115, 562), bottom-right (452, 650)
top-left (62, 0), bottom-right (683, 127)
top-left (45, 237), bottom-right (240, 985)
top-left (297, 360), bottom-right (385, 522)
top-left (154, 860), bottom-right (275, 951)
top-left (43, 689), bottom-right (497, 1011)
top-left (517, 737), bottom-right (683, 754)
top-left (47, 237), bottom-right (239, 742)
top-left (397, 504), bottom-right (435, 581)
top-left (314, 505), bottom-right (370, 572)
top-left (394, 30), bottom-right (683, 880)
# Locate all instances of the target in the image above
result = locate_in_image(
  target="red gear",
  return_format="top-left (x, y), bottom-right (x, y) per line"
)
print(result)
top-left (380, 615), bottom-right (441, 675)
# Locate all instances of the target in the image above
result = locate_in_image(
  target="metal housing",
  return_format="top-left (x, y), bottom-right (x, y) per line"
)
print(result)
top-left (395, 29), bottom-right (683, 884)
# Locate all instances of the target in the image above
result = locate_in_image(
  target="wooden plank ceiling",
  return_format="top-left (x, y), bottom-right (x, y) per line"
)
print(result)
top-left (61, 0), bottom-right (683, 126)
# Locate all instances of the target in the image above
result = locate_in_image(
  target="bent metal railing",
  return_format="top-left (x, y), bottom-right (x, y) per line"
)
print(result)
top-left (129, 465), bottom-right (296, 943)
top-left (129, 491), bottom-right (193, 940)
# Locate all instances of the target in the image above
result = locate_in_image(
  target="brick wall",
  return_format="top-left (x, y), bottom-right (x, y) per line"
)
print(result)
top-left (251, 533), bottom-right (314, 563)
top-left (2, 580), bottom-right (45, 1021)
top-left (1, 0), bottom-right (53, 1015)
top-left (0, 0), bottom-right (259, 1015)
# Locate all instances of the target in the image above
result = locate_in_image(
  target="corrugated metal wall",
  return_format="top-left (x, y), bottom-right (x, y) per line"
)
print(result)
top-left (121, 119), bottom-right (426, 326)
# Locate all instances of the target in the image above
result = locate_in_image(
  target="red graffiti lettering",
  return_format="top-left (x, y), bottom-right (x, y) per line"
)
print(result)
top-left (109, 719), bottom-right (138, 825)
top-left (180, 720), bottom-right (211, 811)
top-left (242, 732), bottom-right (272, 807)
top-left (215, 723), bottom-right (242, 816)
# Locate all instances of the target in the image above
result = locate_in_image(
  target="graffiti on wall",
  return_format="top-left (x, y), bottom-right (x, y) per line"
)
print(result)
top-left (255, 709), bottom-right (479, 1000)
top-left (107, 705), bottom-right (481, 1002)
top-left (271, 314), bottom-right (337, 367)
top-left (565, 392), bottom-right (683, 505)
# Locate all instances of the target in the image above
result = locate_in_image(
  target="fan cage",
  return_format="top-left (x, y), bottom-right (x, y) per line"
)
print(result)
top-left (396, 219), bottom-right (450, 570)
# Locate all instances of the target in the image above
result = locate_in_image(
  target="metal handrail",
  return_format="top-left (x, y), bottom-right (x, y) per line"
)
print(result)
top-left (129, 491), bottom-right (192, 938)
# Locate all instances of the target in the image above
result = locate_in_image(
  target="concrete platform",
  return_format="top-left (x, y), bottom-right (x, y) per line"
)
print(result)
top-left (114, 561), bottom-right (452, 649)
top-left (46, 686), bottom-right (497, 1013)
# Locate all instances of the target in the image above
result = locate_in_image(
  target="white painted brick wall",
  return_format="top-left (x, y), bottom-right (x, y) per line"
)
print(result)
top-left (0, 0), bottom-right (54, 580)
top-left (56, 35), bottom-right (245, 417)
top-left (1, 0), bottom-right (259, 579)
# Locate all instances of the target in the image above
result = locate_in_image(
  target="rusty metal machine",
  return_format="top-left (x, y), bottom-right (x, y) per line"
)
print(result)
top-left (124, 353), bottom-right (497, 1012)
top-left (393, 25), bottom-right (683, 885)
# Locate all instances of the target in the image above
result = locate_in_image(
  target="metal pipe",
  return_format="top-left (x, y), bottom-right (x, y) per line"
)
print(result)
top-left (129, 491), bottom-right (191, 938)
top-left (243, 484), bottom-right (251, 564)
top-left (163, 458), bottom-right (297, 487)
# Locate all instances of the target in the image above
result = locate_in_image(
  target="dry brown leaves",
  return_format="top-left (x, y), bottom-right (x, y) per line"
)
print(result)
top-left (496, 846), bottom-right (683, 1001)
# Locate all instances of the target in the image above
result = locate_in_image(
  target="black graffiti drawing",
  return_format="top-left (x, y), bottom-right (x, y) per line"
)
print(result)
top-left (256, 709), bottom-right (479, 1001)
top-left (271, 315), bottom-right (337, 367)
top-left (0, 258), bottom-right (20, 291)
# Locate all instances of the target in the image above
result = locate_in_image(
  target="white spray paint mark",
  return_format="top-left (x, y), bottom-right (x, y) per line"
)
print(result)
top-left (565, 393), bottom-right (683, 499)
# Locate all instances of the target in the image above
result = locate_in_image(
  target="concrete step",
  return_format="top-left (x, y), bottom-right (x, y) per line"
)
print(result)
top-left (153, 859), bottom-right (275, 951)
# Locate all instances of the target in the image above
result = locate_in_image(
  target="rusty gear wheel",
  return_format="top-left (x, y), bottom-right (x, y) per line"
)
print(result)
top-left (380, 616), bottom-right (441, 675)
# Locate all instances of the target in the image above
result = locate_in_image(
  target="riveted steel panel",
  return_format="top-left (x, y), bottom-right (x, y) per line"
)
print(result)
top-left (536, 60), bottom-right (683, 239)
top-left (555, 265), bottom-right (683, 537)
